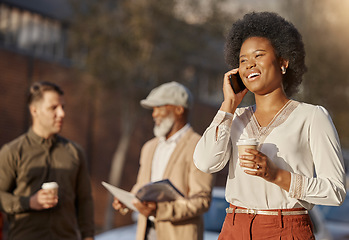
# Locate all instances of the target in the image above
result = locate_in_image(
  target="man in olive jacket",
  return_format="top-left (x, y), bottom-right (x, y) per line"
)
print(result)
top-left (113, 82), bottom-right (214, 240)
top-left (0, 82), bottom-right (94, 240)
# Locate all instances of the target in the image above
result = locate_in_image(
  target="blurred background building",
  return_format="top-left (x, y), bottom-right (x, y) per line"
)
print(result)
top-left (0, 0), bottom-right (348, 237)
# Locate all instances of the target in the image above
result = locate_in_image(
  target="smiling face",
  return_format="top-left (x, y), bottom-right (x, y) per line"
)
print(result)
top-left (30, 91), bottom-right (65, 139)
top-left (238, 36), bottom-right (288, 96)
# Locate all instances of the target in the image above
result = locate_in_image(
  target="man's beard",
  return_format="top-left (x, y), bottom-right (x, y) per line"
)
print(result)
top-left (153, 116), bottom-right (175, 138)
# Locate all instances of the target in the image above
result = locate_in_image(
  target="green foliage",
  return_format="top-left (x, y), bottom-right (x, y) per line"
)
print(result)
top-left (68, 0), bottom-right (229, 94)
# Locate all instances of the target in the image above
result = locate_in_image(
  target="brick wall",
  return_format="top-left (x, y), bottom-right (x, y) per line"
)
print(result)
top-left (0, 49), bottom-right (30, 142)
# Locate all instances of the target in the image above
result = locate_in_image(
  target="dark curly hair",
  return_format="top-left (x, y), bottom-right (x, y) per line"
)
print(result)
top-left (224, 12), bottom-right (307, 97)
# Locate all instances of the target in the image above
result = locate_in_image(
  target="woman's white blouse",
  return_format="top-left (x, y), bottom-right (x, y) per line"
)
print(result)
top-left (193, 100), bottom-right (346, 210)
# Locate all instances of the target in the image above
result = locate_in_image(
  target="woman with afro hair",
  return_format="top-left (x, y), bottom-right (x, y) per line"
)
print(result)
top-left (194, 12), bottom-right (346, 239)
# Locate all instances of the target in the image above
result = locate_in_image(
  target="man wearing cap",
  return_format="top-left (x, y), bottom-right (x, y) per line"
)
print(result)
top-left (113, 81), bottom-right (214, 240)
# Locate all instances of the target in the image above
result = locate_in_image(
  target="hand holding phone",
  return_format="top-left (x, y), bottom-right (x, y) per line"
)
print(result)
top-left (229, 73), bottom-right (246, 94)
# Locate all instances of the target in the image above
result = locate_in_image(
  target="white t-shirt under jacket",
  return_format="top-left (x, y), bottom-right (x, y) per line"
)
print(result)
top-left (194, 100), bottom-right (346, 210)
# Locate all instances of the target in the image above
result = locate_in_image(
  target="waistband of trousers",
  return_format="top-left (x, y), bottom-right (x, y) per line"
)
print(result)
top-left (226, 204), bottom-right (308, 216)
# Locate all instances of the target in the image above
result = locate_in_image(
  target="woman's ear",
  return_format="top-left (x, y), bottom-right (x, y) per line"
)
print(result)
top-left (280, 58), bottom-right (289, 70)
top-left (279, 58), bottom-right (289, 75)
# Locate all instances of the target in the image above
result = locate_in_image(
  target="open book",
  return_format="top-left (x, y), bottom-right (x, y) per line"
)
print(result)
top-left (102, 179), bottom-right (184, 212)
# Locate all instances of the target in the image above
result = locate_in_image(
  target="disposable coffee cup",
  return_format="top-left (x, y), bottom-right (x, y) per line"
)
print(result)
top-left (42, 182), bottom-right (59, 196)
top-left (237, 138), bottom-right (258, 155)
top-left (237, 139), bottom-right (258, 171)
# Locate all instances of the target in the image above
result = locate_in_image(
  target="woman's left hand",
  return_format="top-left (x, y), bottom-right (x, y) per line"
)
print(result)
top-left (239, 148), bottom-right (291, 191)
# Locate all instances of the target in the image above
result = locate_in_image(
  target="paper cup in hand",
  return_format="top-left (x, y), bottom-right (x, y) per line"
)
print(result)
top-left (42, 182), bottom-right (59, 196)
top-left (237, 138), bottom-right (258, 171)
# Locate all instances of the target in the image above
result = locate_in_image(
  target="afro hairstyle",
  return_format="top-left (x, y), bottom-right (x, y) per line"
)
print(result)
top-left (224, 12), bottom-right (307, 97)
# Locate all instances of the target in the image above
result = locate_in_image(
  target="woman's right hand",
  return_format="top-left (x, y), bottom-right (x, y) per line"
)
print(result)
top-left (220, 69), bottom-right (248, 114)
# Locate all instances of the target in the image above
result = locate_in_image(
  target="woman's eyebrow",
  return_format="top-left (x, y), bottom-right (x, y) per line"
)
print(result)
top-left (239, 49), bottom-right (267, 59)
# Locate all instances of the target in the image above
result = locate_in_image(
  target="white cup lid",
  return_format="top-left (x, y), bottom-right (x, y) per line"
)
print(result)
top-left (42, 182), bottom-right (59, 189)
top-left (236, 138), bottom-right (258, 146)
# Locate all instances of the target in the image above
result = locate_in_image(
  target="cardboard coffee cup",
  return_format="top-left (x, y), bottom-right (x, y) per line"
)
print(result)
top-left (42, 182), bottom-right (59, 196)
top-left (237, 138), bottom-right (258, 171)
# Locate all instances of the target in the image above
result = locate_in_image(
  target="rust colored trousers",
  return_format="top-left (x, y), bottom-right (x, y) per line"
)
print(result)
top-left (218, 205), bottom-right (315, 240)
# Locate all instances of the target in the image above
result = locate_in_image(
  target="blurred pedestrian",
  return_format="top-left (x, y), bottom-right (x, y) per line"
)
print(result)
top-left (0, 81), bottom-right (95, 240)
top-left (113, 81), bottom-right (214, 240)
top-left (194, 11), bottom-right (346, 239)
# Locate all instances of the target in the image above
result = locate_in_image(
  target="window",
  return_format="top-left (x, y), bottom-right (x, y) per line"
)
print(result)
top-left (0, 3), bottom-right (67, 60)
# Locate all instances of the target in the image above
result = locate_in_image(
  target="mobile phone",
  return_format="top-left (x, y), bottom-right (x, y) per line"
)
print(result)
top-left (229, 73), bottom-right (246, 93)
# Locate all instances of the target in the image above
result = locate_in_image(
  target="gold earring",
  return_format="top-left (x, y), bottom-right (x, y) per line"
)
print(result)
top-left (281, 66), bottom-right (286, 75)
